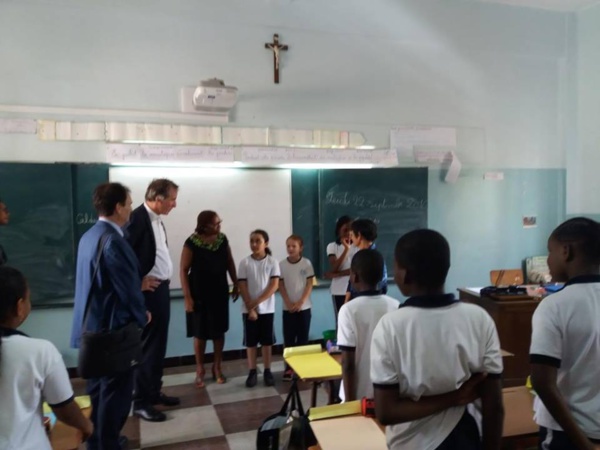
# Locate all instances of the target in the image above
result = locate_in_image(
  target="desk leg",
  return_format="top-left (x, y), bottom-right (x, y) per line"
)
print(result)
top-left (311, 383), bottom-right (318, 408)
top-left (327, 381), bottom-right (335, 404)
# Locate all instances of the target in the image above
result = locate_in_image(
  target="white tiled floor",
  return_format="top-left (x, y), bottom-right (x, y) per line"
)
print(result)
top-left (161, 372), bottom-right (196, 388)
top-left (206, 376), bottom-right (281, 405)
top-left (140, 405), bottom-right (224, 448)
top-left (257, 361), bottom-right (286, 373)
top-left (226, 430), bottom-right (259, 450)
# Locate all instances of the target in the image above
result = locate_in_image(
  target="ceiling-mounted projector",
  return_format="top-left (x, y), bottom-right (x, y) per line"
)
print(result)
top-left (193, 78), bottom-right (237, 113)
top-left (180, 78), bottom-right (237, 119)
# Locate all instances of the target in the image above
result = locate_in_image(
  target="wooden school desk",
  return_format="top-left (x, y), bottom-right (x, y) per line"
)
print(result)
top-left (50, 407), bottom-right (91, 450)
top-left (284, 345), bottom-right (342, 407)
top-left (310, 386), bottom-right (540, 450)
top-left (458, 288), bottom-right (542, 386)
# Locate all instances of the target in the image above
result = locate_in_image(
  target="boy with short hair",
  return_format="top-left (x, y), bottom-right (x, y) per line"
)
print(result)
top-left (530, 217), bottom-right (600, 450)
top-left (370, 229), bottom-right (504, 450)
top-left (345, 219), bottom-right (388, 302)
top-left (337, 249), bottom-right (398, 402)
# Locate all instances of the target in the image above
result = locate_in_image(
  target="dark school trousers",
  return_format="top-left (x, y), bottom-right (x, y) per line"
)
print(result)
top-left (283, 309), bottom-right (311, 348)
top-left (87, 370), bottom-right (134, 450)
top-left (331, 295), bottom-right (345, 327)
top-left (283, 309), bottom-right (311, 370)
top-left (435, 410), bottom-right (482, 450)
top-left (133, 280), bottom-right (170, 408)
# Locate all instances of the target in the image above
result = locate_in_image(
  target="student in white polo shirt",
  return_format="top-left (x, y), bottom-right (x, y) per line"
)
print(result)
top-left (370, 229), bottom-right (504, 450)
top-left (238, 229), bottom-right (280, 388)
top-left (337, 249), bottom-right (398, 402)
top-left (530, 217), bottom-right (600, 450)
top-left (0, 266), bottom-right (93, 450)
top-left (325, 215), bottom-right (354, 324)
top-left (279, 234), bottom-right (315, 381)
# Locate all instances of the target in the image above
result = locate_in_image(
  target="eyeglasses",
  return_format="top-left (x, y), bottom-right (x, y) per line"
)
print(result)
top-left (211, 220), bottom-right (223, 227)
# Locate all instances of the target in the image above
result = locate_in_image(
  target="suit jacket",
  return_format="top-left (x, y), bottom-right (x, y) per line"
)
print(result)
top-left (70, 221), bottom-right (147, 349)
top-left (0, 244), bottom-right (6, 266)
top-left (124, 205), bottom-right (156, 277)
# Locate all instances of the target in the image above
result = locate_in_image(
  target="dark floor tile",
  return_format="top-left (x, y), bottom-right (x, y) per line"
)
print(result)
top-left (148, 435), bottom-right (230, 450)
top-left (214, 396), bottom-right (284, 434)
top-left (163, 364), bottom-right (197, 376)
top-left (157, 383), bottom-right (212, 410)
top-left (273, 378), bottom-right (314, 395)
top-left (122, 415), bottom-right (140, 449)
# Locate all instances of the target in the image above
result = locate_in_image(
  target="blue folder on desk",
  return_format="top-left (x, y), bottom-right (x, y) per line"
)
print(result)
top-left (543, 283), bottom-right (563, 293)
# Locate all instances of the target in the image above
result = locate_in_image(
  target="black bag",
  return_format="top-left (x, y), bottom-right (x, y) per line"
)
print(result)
top-left (77, 234), bottom-right (143, 379)
top-left (257, 379), bottom-right (317, 450)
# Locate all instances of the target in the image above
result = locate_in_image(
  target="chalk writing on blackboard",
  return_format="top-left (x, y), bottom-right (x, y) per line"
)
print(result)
top-left (324, 188), bottom-right (427, 211)
top-left (75, 213), bottom-right (98, 225)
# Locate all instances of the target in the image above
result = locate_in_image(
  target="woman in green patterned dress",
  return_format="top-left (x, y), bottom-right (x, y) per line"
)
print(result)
top-left (180, 211), bottom-right (238, 387)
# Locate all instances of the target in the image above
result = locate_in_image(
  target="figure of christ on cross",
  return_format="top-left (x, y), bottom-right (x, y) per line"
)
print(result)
top-left (265, 34), bottom-right (289, 84)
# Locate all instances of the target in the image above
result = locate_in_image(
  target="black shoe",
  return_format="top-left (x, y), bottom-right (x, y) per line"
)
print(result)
top-left (154, 393), bottom-right (180, 407)
top-left (282, 368), bottom-right (294, 382)
top-left (133, 405), bottom-right (167, 422)
top-left (246, 369), bottom-right (257, 388)
top-left (118, 435), bottom-right (129, 449)
top-left (264, 369), bottom-right (275, 387)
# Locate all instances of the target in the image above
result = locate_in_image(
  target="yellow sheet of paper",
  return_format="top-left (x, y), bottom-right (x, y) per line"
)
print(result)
top-left (309, 400), bottom-right (361, 421)
top-left (285, 350), bottom-right (341, 379)
top-left (283, 344), bottom-right (321, 358)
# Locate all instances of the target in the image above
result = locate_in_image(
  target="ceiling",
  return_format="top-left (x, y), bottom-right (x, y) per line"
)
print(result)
top-left (472, 0), bottom-right (600, 11)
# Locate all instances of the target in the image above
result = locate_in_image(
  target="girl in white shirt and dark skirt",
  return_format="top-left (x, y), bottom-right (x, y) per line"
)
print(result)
top-left (325, 216), bottom-right (353, 325)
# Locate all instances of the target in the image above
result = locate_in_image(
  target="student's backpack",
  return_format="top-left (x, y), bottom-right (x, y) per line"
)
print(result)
top-left (256, 379), bottom-right (317, 450)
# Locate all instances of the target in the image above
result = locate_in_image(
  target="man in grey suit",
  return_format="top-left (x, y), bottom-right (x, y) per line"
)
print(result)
top-left (71, 182), bottom-right (149, 450)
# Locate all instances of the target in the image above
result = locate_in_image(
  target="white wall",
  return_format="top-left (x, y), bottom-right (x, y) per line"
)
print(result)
top-left (569, 4), bottom-right (600, 215)
top-left (0, 0), bottom-right (576, 363)
top-left (0, 0), bottom-right (570, 168)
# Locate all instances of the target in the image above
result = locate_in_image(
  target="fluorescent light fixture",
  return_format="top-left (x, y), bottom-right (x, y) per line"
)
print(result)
top-left (277, 163), bottom-right (373, 170)
top-left (111, 167), bottom-right (241, 178)
top-left (356, 145), bottom-right (376, 150)
top-left (111, 161), bottom-right (244, 168)
top-left (120, 140), bottom-right (186, 145)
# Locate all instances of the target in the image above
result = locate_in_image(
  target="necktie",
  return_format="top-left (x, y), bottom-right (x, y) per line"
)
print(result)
top-left (159, 219), bottom-right (168, 248)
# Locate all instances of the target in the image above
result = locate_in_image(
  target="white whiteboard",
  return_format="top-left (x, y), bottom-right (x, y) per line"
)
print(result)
top-left (109, 167), bottom-right (292, 288)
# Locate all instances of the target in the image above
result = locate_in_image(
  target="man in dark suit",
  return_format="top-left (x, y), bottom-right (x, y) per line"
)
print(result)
top-left (126, 178), bottom-right (180, 422)
top-left (0, 198), bottom-right (9, 266)
top-left (71, 182), bottom-right (149, 450)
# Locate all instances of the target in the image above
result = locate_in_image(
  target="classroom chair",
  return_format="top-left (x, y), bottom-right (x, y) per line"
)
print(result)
top-left (490, 269), bottom-right (524, 286)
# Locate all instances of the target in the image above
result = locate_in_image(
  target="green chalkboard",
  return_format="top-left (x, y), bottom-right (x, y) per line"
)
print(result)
top-left (0, 163), bottom-right (108, 306)
top-left (72, 164), bottom-right (109, 250)
top-left (319, 168), bottom-right (428, 276)
top-left (291, 170), bottom-right (320, 271)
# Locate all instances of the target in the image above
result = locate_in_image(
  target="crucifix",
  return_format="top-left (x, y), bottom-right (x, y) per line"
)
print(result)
top-left (265, 34), bottom-right (289, 84)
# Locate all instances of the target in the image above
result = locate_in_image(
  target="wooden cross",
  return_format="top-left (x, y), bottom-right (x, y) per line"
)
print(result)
top-left (265, 34), bottom-right (289, 84)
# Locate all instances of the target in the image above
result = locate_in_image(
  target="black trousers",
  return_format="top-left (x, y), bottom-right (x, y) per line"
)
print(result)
top-left (283, 309), bottom-right (311, 348)
top-left (283, 309), bottom-right (311, 371)
top-left (133, 281), bottom-right (170, 408)
top-left (87, 370), bottom-right (134, 450)
top-left (435, 410), bottom-right (482, 450)
top-left (539, 427), bottom-right (600, 449)
top-left (331, 295), bottom-right (345, 327)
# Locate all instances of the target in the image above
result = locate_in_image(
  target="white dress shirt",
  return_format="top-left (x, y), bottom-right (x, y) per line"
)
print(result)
top-left (143, 203), bottom-right (173, 280)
